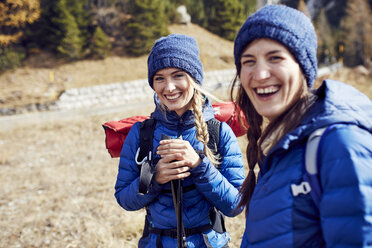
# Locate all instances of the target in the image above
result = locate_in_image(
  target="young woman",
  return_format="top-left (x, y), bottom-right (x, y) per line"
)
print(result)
top-left (115, 34), bottom-right (245, 248)
top-left (231, 4), bottom-right (372, 248)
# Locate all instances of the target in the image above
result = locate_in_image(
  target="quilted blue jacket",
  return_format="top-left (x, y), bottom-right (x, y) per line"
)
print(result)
top-left (241, 80), bottom-right (372, 248)
top-left (115, 96), bottom-right (245, 248)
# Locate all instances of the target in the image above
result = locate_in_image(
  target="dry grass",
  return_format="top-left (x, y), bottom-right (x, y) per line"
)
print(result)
top-left (0, 23), bottom-right (371, 248)
top-left (0, 103), bottom-right (247, 247)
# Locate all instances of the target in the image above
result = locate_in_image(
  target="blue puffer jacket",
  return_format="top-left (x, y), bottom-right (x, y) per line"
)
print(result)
top-left (241, 80), bottom-right (372, 248)
top-left (115, 96), bottom-right (245, 248)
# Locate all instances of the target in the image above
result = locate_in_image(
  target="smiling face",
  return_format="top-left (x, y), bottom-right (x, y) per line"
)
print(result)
top-left (239, 39), bottom-right (305, 121)
top-left (153, 68), bottom-right (195, 116)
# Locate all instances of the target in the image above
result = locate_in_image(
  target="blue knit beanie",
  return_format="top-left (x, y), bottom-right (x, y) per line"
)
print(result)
top-left (234, 4), bottom-right (318, 88)
top-left (147, 34), bottom-right (203, 88)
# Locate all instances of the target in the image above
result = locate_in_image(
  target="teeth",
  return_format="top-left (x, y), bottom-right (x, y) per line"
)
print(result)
top-left (256, 86), bottom-right (279, 94)
top-left (166, 94), bottom-right (180, 100)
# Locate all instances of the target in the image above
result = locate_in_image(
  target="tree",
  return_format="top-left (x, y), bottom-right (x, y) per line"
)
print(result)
top-left (239, 0), bottom-right (257, 17)
top-left (204, 0), bottom-right (244, 41)
top-left (125, 0), bottom-right (168, 56)
top-left (90, 26), bottom-right (111, 59)
top-left (340, 0), bottom-right (372, 66)
top-left (66, 0), bottom-right (92, 50)
top-left (314, 8), bottom-right (336, 65)
top-left (52, 0), bottom-right (83, 59)
top-left (0, 0), bottom-right (40, 46)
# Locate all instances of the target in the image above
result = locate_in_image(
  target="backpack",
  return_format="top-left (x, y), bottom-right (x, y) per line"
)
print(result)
top-left (102, 101), bottom-right (248, 158)
top-left (291, 127), bottom-right (328, 208)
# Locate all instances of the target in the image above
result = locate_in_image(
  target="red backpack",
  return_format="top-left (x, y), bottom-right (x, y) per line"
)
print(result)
top-left (102, 101), bottom-right (248, 158)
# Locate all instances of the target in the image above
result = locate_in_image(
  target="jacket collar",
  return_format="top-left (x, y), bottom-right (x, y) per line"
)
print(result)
top-left (150, 93), bottom-right (215, 131)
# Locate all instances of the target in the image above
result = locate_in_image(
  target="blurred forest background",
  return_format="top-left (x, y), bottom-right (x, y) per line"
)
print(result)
top-left (1, 0), bottom-right (372, 72)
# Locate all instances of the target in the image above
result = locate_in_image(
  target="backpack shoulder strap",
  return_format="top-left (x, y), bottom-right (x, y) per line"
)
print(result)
top-left (137, 118), bottom-right (156, 195)
top-left (137, 118), bottom-right (156, 163)
top-left (206, 118), bottom-right (226, 233)
top-left (291, 126), bottom-right (328, 208)
top-left (304, 127), bottom-right (328, 208)
top-left (206, 118), bottom-right (221, 155)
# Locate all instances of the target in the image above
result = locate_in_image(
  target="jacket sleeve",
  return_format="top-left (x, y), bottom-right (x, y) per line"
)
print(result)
top-left (319, 124), bottom-right (372, 247)
top-left (114, 122), bottom-right (163, 211)
top-left (190, 122), bottom-right (245, 217)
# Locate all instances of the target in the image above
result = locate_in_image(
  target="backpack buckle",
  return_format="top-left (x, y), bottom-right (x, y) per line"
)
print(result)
top-left (291, 181), bottom-right (311, 197)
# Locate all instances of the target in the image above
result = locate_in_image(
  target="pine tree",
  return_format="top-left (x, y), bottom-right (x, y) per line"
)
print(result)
top-left (125, 0), bottom-right (168, 56)
top-left (340, 0), bottom-right (372, 66)
top-left (314, 8), bottom-right (336, 65)
top-left (90, 26), bottom-right (111, 59)
top-left (239, 0), bottom-right (257, 17)
top-left (66, 0), bottom-right (92, 51)
top-left (0, 0), bottom-right (41, 46)
top-left (205, 0), bottom-right (244, 41)
top-left (53, 0), bottom-right (83, 60)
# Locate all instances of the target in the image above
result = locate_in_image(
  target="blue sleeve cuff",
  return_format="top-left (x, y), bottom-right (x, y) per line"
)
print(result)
top-left (148, 177), bottom-right (164, 195)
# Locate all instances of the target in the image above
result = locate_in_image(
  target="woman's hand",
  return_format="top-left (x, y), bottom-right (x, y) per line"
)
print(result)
top-left (154, 139), bottom-right (202, 184)
top-left (154, 154), bottom-right (190, 184)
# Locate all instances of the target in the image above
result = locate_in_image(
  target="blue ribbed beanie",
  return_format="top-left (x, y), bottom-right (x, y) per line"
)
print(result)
top-left (234, 4), bottom-right (318, 88)
top-left (147, 34), bottom-right (203, 88)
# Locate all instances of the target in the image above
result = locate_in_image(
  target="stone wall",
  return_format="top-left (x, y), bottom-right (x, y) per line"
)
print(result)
top-left (55, 69), bottom-right (236, 111)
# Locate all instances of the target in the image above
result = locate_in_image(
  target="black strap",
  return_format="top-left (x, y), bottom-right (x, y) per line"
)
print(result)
top-left (138, 119), bottom-right (156, 194)
top-left (138, 118), bottom-right (156, 163)
top-left (149, 223), bottom-right (212, 238)
top-left (206, 118), bottom-right (221, 168)
top-left (209, 207), bottom-right (226, 234)
top-left (206, 119), bottom-right (225, 234)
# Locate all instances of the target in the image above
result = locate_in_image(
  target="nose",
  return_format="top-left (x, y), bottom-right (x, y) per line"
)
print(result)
top-left (164, 80), bottom-right (176, 92)
top-left (252, 61), bottom-right (270, 81)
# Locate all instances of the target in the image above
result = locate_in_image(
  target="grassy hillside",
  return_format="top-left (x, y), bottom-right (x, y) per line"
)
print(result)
top-left (0, 24), bottom-right (234, 109)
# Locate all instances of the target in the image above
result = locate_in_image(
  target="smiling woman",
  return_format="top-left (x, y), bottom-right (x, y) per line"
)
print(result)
top-left (153, 68), bottom-right (195, 117)
top-left (231, 4), bottom-right (372, 248)
top-left (239, 38), bottom-right (305, 121)
top-left (114, 33), bottom-right (245, 248)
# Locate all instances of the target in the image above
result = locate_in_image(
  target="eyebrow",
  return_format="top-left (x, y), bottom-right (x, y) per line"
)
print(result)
top-left (154, 69), bottom-right (184, 77)
top-left (241, 49), bottom-right (282, 58)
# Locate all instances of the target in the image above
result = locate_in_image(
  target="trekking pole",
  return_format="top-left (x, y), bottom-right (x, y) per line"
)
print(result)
top-left (162, 134), bottom-right (187, 248)
top-left (171, 179), bottom-right (187, 247)
top-left (177, 179), bottom-right (187, 247)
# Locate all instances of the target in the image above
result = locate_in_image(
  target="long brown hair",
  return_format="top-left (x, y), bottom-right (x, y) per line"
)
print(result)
top-left (230, 70), bottom-right (315, 212)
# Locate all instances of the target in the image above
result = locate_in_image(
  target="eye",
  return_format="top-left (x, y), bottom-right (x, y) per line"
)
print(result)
top-left (173, 72), bottom-right (186, 79)
top-left (269, 55), bottom-right (283, 62)
top-left (241, 58), bottom-right (255, 66)
top-left (154, 76), bottom-right (164, 82)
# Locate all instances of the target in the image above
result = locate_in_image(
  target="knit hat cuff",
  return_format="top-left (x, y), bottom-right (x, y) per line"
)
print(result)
top-left (235, 23), bottom-right (317, 86)
top-left (148, 57), bottom-right (203, 87)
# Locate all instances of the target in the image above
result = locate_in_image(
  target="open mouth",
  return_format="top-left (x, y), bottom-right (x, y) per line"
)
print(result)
top-left (165, 92), bottom-right (182, 100)
top-left (255, 85), bottom-right (280, 97)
